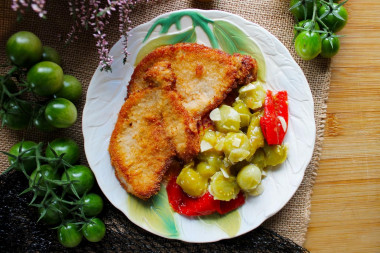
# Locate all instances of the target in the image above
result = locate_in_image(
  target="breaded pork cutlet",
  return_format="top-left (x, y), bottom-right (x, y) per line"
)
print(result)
top-left (127, 43), bottom-right (258, 120)
top-left (109, 87), bottom-right (199, 200)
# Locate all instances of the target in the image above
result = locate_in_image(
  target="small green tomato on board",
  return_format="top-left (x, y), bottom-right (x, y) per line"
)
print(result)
top-left (82, 218), bottom-right (106, 242)
top-left (290, 0), bottom-right (348, 60)
top-left (55, 75), bottom-right (82, 102)
top-left (294, 30), bottom-right (322, 60)
top-left (45, 98), bottom-right (78, 128)
top-left (61, 165), bottom-right (95, 196)
top-left (320, 34), bottom-right (340, 58)
top-left (57, 223), bottom-right (83, 248)
top-left (41, 46), bottom-right (62, 65)
top-left (27, 61), bottom-right (64, 97)
top-left (6, 31), bottom-right (42, 67)
top-left (8, 140), bottom-right (37, 173)
top-left (82, 193), bottom-right (104, 217)
top-left (45, 137), bottom-right (80, 165)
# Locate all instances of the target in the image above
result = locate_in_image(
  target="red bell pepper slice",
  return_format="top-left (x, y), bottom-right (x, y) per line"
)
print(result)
top-left (260, 90), bottom-right (288, 145)
top-left (217, 192), bottom-right (245, 215)
top-left (166, 176), bottom-right (245, 216)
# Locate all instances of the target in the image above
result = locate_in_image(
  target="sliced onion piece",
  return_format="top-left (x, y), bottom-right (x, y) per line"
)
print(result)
top-left (210, 108), bottom-right (221, 121)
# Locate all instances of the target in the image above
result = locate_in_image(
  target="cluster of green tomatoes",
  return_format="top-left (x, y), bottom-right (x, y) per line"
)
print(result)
top-left (290, 0), bottom-right (348, 60)
top-left (1, 31), bottom-right (82, 131)
top-left (4, 138), bottom-right (106, 248)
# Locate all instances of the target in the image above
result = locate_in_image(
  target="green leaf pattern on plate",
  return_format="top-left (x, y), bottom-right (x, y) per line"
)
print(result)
top-left (213, 20), bottom-right (266, 82)
top-left (199, 210), bottom-right (241, 237)
top-left (143, 11), bottom-right (218, 48)
top-left (127, 186), bottom-right (178, 238)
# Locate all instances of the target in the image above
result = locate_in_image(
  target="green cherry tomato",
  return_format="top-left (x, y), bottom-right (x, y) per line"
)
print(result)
top-left (2, 100), bottom-right (32, 130)
top-left (33, 106), bottom-right (57, 132)
top-left (41, 46), bottom-right (61, 65)
top-left (38, 199), bottom-right (68, 225)
top-left (61, 165), bottom-right (95, 196)
top-left (82, 193), bottom-right (104, 217)
top-left (57, 223), bottom-right (83, 248)
top-left (45, 98), bottom-right (77, 128)
top-left (29, 164), bottom-right (59, 196)
top-left (45, 137), bottom-right (80, 165)
top-left (55, 75), bottom-right (82, 102)
top-left (8, 140), bottom-right (37, 173)
top-left (294, 30), bottom-right (322, 60)
top-left (321, 35), bottom-right (340, 58)
top-left (289, 0), bottom-right (315, 20)
top-left (318, 3), bottom-right (348, 32)
top-left (6, 31), bottom-right (42, 67)
top-left (293, 19), bottom-right (320, 37)
top-left (82, 218), bottom-right (106, 243)
top-left (27, 61), bottom-right (63, 97)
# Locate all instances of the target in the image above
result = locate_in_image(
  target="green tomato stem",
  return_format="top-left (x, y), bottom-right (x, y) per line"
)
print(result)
top-left (316, 17), bottom-right (331, 30)
top-left (5, 66), bottom-right (19, 79)
top-left (312, 0), bottom-right (317, 23)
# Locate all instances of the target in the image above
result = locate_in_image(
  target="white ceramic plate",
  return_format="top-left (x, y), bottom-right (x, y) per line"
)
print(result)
top-left (83, 9), bottom-right (315, 243)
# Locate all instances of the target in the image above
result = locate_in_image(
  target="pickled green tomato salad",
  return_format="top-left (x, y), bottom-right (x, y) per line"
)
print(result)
top-left (166, 81), bottom-right (289, 216)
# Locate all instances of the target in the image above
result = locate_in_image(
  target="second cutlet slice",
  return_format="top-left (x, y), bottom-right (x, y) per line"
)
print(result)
top-left (109, 87), bottom-right (199, 200)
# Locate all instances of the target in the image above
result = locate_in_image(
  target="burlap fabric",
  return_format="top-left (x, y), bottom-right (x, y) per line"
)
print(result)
top-left (0, 0), bottom-right (330, 246)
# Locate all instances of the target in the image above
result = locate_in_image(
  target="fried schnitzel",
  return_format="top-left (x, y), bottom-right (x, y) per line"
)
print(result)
top-left (128, 43), bottom-right (258, 120)
top-left (109, 87), bottom-right (199, 199)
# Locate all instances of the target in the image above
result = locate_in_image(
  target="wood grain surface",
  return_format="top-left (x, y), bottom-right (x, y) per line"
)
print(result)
top-left (304, 1), bottom-right (380, 252)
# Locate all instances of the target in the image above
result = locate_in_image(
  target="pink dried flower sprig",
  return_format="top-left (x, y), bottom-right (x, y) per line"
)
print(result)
top-left (12, 0), bottom-right (149, 71)
top-left (12, 0), bottom-right (47, 18)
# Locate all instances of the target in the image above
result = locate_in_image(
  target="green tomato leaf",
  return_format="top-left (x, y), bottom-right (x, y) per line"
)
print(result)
top-left (29, 191), bottom-right (38, 205)
top-left (332, 10), bottom-right (345, 21)
top-left (213, 20), bottom-right (266, 82)
top-left (329, 38), bottom-right (334, 48)
top-left (70, 184), bottom-right (80, 199)
top-left (135, 28), bottom-right (196, 66)
top-left (37, 207), bottom-right (47, 222)
top-left (19, 186), bottom-right (33, 196)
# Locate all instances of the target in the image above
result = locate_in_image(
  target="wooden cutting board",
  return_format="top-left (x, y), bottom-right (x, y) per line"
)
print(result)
top-left (304, 1), bottom-right (380, 252)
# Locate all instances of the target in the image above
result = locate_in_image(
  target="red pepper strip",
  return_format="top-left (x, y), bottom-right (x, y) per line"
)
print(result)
top-left (260, 90), bottom-right (288, 145)
top-left (166, 177), bottom-right (245, 216)
top-left (217, 192), bottom-right (245, 215)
